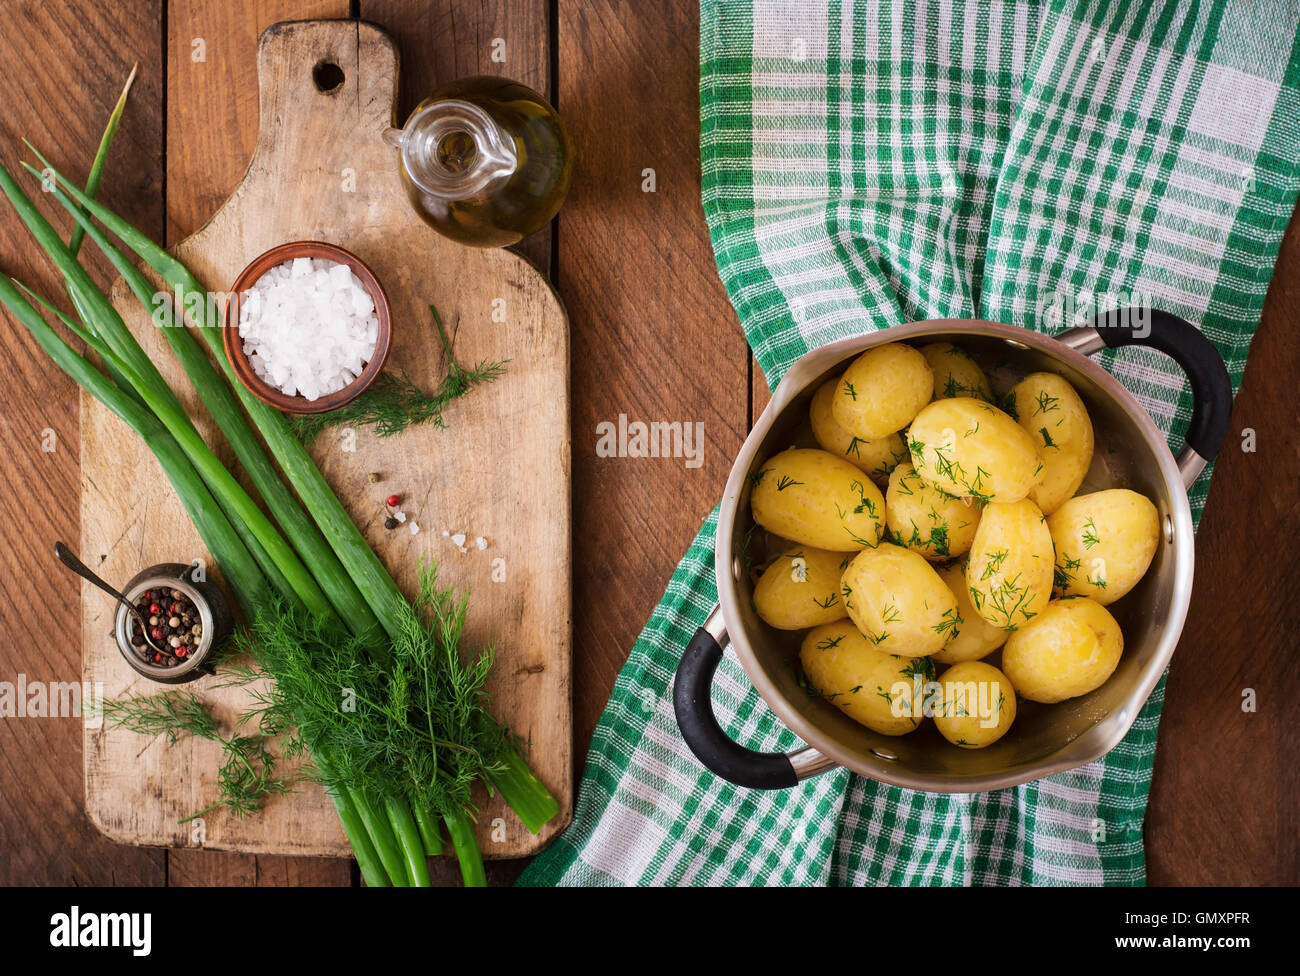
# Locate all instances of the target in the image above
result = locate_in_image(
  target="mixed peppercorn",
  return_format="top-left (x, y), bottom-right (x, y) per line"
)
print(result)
top-left (129, 587), bottom-right (202, 668)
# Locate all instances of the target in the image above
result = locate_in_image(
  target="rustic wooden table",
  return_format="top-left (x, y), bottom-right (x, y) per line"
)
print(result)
top-left (0, 0), bottom-right (1295, 887)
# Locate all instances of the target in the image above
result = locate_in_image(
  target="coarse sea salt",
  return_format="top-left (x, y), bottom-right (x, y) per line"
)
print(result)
top-left (238, 257), bottom-right (378, 401)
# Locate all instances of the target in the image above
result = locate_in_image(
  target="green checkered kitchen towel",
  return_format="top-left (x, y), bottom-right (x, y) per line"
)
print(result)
top-left (519, 0), bottom-right (1300, 886)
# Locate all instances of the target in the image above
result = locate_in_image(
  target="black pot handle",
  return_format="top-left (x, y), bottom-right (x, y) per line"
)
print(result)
top-left (1092, 307), bottom-right (1232, 461)
top-left (1060, 308), bottom-right (1233, 487)
top-left (673, 608), bottom-right (835, 789)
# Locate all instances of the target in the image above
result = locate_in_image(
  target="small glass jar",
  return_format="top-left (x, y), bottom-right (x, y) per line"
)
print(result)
top-left (113, 563), bottom-right (233, 685)
top-left (384, 76), bottom-right (573, 248)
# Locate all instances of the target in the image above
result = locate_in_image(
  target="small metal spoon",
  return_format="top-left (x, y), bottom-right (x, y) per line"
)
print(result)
top-left (53, 542), bottom-right (168, 658)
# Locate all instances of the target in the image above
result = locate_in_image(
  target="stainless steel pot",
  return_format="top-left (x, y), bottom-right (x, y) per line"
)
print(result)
top-left (673, 310), bottom-right (1231, 793)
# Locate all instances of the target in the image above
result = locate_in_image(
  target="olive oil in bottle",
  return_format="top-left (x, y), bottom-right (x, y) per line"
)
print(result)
top-left (384, 76), bottom-right (573, 248)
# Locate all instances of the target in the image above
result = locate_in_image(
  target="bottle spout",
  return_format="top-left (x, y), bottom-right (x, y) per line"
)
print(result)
top-left (478, 139), bottom-right (519, 181)
top-left (395, 98), bottom-right (519, 198)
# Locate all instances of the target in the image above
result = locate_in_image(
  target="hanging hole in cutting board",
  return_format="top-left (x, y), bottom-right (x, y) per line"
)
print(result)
top-left (313, 61), bottom-right (345, 93)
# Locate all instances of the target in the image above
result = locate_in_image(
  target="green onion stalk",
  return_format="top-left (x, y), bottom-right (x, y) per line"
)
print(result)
top-left (0, 163), bottom-right (332, 625)
top-left (0, 276), bottom-right (272, 619)
top-left (66, 64), bottom-right (136, 259)
top-left (0, 125), bottom-right (559, 884)
top-left (44, 174), bottom-right (385, 649)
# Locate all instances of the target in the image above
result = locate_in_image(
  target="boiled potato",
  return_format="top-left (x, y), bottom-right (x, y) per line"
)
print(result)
top-left (840, 543), bottom-right (960, 657)
top-left (1010, 372), bottom-right (1094, 515)
top-left (920, 342), bottom-right (992, 401)
top-left (885, 462), bottom-right (981, 561)
top-left (1001, 597), bottom-right (1123, 703)
top-left (1048, 489), bottom-right (1159, 604)
top-left (753, 547), bottom-right (853, 630)
top-left (907, 397), bottom-right (1043, 503)
top-left (966, 498), bottom-right (1054, 632)
top-left (799, 621), bottom-right (931, 735)
top-left (751, 448), bottom-right (886, 551)
top-left (933, 561), bottom-right (1009, 663)
top-left (809, 376), bottom-right (909, 487)
top-left (933, 661), bottom-right (1017, 748)
top-left (830, 342), bottom-right (933, 441)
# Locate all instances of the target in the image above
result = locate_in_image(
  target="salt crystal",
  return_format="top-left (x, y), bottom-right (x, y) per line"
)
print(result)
top-left (394, 511), bottom-right (407, 523)
top-left (450, 533), bottom-right (467, 552)
top-left (410, 522), bottom-right (420, 535)
top-left (475, 537), bottom-right (487, 550)
top-left (327, 263), bottom-right (352, 289)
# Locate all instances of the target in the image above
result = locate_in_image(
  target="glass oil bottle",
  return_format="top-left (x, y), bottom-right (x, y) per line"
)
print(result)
top-left (384, 76), bottom-right (573, 248)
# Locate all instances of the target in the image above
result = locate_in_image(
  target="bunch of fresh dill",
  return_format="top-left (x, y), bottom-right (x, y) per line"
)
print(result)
top-left (101, 691), bottom-right (293, 822)
top-left (291, 304), bottom-right (507, 442)
top-left (231, 561), bottom-right (511, 831)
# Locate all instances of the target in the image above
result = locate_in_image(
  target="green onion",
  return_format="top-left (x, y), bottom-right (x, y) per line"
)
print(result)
top-left (67, 63), bottom-right (137, 258)
top-left (12, 278), bottom-right (305, 617)
top-left (484, 750), bottom-right (561, 834)
top-left (3, 163), bottom-right (430, 888)
top-left (39, 177), bottom-right (385, 646)
top-left (0, 275), bottom-right (271, 619)
top-left (323, 780), bottom-right (388, 888)
top-left (0, 161), bottom-right (337, 623)
top-left (443, 806), bottom-right (487, 888)
top-left (410, 796), bottom-right (445, 856)
top-left (4, 158), bottom-right (174, 416)
top-left (385, 795), bottom-right (432, 886)
top-left (26, 154), bottom-right (411, 639)
top-left (347, 787), bottom-right (413, 887)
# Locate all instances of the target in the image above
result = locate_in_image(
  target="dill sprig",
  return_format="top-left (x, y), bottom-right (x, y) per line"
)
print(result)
top-left (102, 691), bottom-right (218, 745)
top-left (292, 304), bottom-right (507, 441)
top-left (101, 691), bottom-right (293, 822)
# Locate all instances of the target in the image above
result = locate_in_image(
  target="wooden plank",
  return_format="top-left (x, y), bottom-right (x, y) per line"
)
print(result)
top-left (0, 0), bottom-right (165, 885)
top-left (361, 0), bottom-right (554, 272)
top-left (1146, 206), bottom-right (1300, 885)
top-left (168, 849), bottom-right (354, 885)
top-left (166, 0), bottom-right (351, 244)
top-left (557, 0), bottom-right (750, 750)
top-left (164, 0), bottom-right (353, 888)
top-left (84, 18), bottom-right (571, 864)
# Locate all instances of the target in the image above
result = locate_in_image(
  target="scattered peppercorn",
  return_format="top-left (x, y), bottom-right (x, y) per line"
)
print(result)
top-left (386, 494), bottom-right (400, 507)
top-left (384, 516), bottom-right (399, 530)
top-left (367, 471), bottom-right (381, 483)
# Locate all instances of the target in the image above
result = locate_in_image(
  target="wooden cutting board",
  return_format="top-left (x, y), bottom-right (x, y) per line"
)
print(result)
top-left (82, 19), bottom-right (571, 859)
